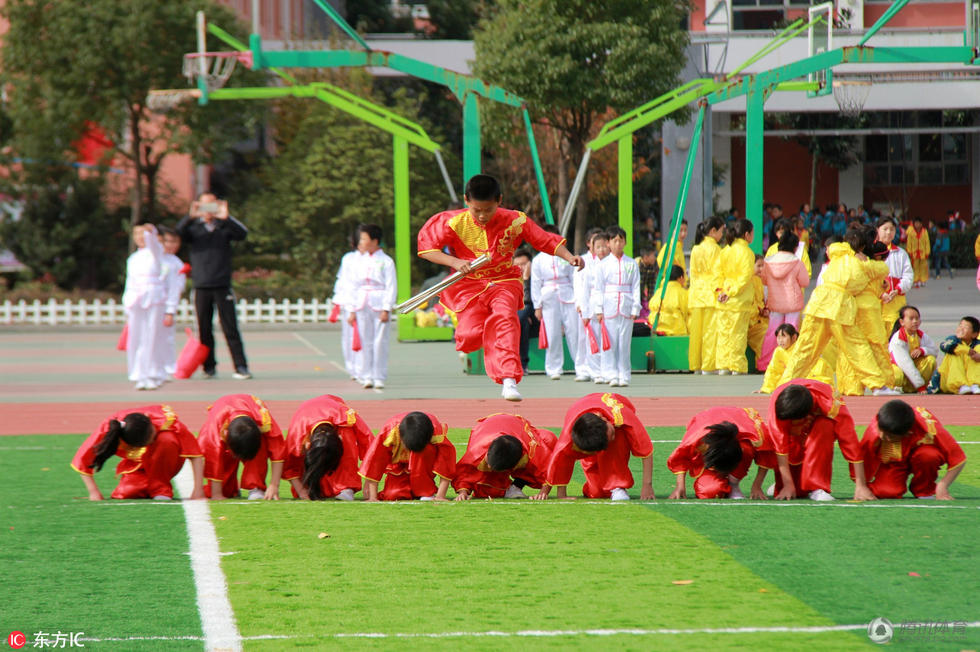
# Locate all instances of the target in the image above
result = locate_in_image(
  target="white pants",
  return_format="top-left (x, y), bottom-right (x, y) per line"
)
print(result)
top-left (541, 301), bottom-right (580, 376)
top-left (126, 303), bottom-right (167, 384)
top-left (600, 315), bottom-right (633, 383)
top-left (163, 322), bottom-right (177, 377)
top-left (340, 310), bottom-right (355, 377)
top-left (586, 318), bottom-right (604, 379)
top-left (353, 307), bottom-right (389, 383)
top-left (573, 315), bottom-right (592, 377)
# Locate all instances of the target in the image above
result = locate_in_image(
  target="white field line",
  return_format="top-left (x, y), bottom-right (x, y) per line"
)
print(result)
top-left (174, 464), bottom-right (242, 652)
top-left (75, 621), bottom-right (980, 643)
top-left (290, 331), bottom-right (347, 374)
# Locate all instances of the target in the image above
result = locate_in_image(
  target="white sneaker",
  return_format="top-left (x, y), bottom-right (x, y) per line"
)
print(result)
top-left (502, 378), bottom-right (522, 402)
top-left (549, 374), bottom-right (562, 380)
top-left (718, 370), bottom-right (731, 376)
top-left (152, 495), bottom-right (172, 501)
top-left (917, 495), bottom-right (936, 500)
top-left (972, 385), bottom-right (980, 394)
top-left (608, 379), bottom-right (621, 387)
top-left (247, 488), bottom-right (265, 500)
top-left (958, 385), bottom-right (973, 395)
top-left (373, 380), bottom-right (384, 389)
top-left (594, 377), bottom-right (607, 384)
top-left (610, 488), bottom-right (630, 501)
top-left (418, 495), bottom-right (435, 501)
top-left (232, 370), bottom-right (253, 380)
top-left (335, 489), bottom-right (355, 501)
top-left (144, 380), bottom-right (161, 391)
top-left (808, 489), bottom-right (835, 501)
top-left (504, 484), bottom-right (526, 499)
top-left (575, 374), bottom-right (591, 382)
top-left (873, 387), bottom-right (901, 396)
top-left (766, 483), bottom-right (775, 497)
top-left (731, 371), bottom-right (744, 376)
top-left (617, 379), bottom-right (629, 387)
top-left (728, 480), bottom-right (745, 500)
top-left (134, 381), bottom-right (148, 391)
top-left (362, 379), bottom-right (374, 388)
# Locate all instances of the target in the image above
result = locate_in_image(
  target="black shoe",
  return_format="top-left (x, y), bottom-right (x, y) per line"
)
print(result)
top-left (232, 368), bottom-right (252, 380)
top-left (203, 369), bottom-right (216, 379)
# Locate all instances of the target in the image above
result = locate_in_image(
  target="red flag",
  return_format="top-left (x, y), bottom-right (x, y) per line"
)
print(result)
top-left (179, 263), bottom-right (192, 276)
top-left (116, 323), bottom-right (128, 351)
top-left (585, 319), bottom-right (599, 355)
top-left (175, 328), bottom-right (210, 379)
top-left (328, 303), bottom-right (341, 323)
top-left (600, 319), bottom-right (611, 351)
top-left (351, 317), bottom-right (362, 352)
top-left (538, 320), bottom-right (548, 349)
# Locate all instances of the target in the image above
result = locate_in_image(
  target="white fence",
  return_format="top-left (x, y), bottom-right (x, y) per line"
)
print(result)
top-left (1, 298), bottom-right (336, 325)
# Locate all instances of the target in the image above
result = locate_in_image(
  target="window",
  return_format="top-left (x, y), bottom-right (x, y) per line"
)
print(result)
top-left (864, 114), bottom-right (970, 187)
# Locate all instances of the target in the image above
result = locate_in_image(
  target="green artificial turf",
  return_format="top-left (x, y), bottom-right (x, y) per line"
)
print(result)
top-left (0, 435), bottom-right (202, 651)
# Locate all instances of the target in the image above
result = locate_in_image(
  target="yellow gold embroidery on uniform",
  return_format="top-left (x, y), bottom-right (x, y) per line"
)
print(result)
top-left (879, 440), bottom-right (903, 464)
top-left (119, 442), bottom-right (147, 461)
top-left (600, 393), bottom-right (625, 427)
top-left (161, 404), bottom-right (177, 431)
top-left (384, 425), bottom-right (410, 464)
top-left (827, 391), bottom-right (843, 419)
top-left (742, 407), bottom-right (765, 446)
top-left (448, 211), bottom-right (489, 255)
top-left (345, 409), bottom-right (357, 427)
top-left (914, 407), bottom-right (936, 444)
top-left (496, 213), bottom-right (527, 257)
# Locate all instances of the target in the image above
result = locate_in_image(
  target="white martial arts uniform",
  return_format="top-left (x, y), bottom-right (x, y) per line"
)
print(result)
top-left (160, 252), bottom-right (187, 377)
top-left (592, 253), bottom-right (641, 385)
top-left (348, 248), bottom-right (397, 386)
top-left (332, 250), bottom-right (358, 379)
top-left (123, 227), bottom-right (166, 387)
top-left (531, 251), bottom-right (579, 377)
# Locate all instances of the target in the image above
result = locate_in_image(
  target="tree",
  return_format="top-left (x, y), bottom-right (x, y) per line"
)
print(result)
top-left (473, 0), bottom-right (689, 250)
top-left (0, 0), bottom-right (266, 227)
top-left (242, 72), bottom-right (459, 295)
top-left (424, 0), bottom-right (494, 39)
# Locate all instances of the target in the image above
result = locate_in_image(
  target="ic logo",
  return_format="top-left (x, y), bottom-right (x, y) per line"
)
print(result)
top-left (7, 631), bottom-right (26, 649)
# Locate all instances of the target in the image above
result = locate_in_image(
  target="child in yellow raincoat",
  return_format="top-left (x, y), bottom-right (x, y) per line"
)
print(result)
top-left (905, 217), bottom-right (930, 288)
top-left (747, 255), bottom-right (769, 365)
top-left (888, 305), bottom-right (937, 393)
top-left (687, 217), bottom-right (725, 373)
top-left (712, 219), bottom-right (756, 375)
top-left (758, 323), bottom-right (833, 393)
top-left (648, 265), bottom-right (688, 336)
top-left (937, 316), bottom-right (980, 394)
top-left (781, 226), bottom-right (899, 395)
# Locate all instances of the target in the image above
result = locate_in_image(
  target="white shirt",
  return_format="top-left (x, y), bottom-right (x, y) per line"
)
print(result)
top-left (531, 252), bottom-right (575, 308)
top-left (332, 250), bottom-right (358, 310)
top-left (160, 253), bottom-right (186, 314)
top-left (349, 249), bottom-right (397, 311)
top-left (574, 251), bottom-right (597, 317)
top-left (593, 253), bottom-right (641, 318)
top-left (122, 232), bottom-right (164, 310)
top-left (884, 246), bottom-right (914, 295)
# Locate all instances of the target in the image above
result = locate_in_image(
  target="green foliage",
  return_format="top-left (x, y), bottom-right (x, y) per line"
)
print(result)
top-left (0, 175), bottom-right (129, 291)
top-left (345, 0), bottom-right (413, 33)
top-left (424, 0), bottom-right (494, 39)
top-left (243, 73), bottom-right (458, 293)
top-left (950, 228), bottom-right (979, 268)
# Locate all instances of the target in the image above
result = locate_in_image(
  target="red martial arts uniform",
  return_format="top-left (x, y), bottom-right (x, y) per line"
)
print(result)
top-left (545, 393), bottom-right (653, 498)
top-left (417, 207), bottom-right (565, 383)
top-left (453, 414), bottom-right (558, 498)
top-left (667, 406), bottom-right (773, 499)
top-left (71, 404), bottom-right (202, 499)
top-left (198, 394), bottom-right (285, 498)
top-left (358, 411), bottom-right (455, 500)
top-left (283, 394), bottom-right (373, 498)
top-left (858, 407), bottom-right (966, 498)
top-left (766, 379), bottom-right (863, 494)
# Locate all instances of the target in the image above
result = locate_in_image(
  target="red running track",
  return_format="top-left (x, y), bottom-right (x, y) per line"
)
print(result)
top-left (3, 395), bottom-right (979, 435)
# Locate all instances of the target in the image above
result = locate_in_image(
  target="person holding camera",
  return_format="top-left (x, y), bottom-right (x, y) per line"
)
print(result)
top-left (176, 192), bottom-right (251, 379)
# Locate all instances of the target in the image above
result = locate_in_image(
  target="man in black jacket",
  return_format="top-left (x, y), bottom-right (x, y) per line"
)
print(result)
top-left (176, 193), bottom-right (251, 379)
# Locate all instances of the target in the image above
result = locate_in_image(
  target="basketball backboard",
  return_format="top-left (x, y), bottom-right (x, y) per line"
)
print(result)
top-left (807, 2), bottom-right (835, 97)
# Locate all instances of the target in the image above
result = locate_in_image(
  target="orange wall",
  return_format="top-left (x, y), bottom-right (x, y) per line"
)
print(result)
top-left (864, 2), bottom-right (965, 28)
top-left (730, 137), bottom-right (840, 216)
top-left (864, 185), bottom-right (972, 224)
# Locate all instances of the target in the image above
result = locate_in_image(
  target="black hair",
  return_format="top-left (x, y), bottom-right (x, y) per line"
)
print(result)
top-left (358, 223), bottom-right (383, 244)
top-left (512, 247), bottom-right (533, 263)
top-left (157, 225), bottom-right (177, 238)
top-left (891, 305), bottom-right (920, 337)
top-left (570, 412), bottom-right (610, 453)
top-left (227, 416), bottom-right (262, 461)
top-left (669, 264), bottom-right (685, 282)
top-left (773, 217), bottom-right (792, 238)
top-left (486, 434), bottom-right (523, 472)
top-left (774, 384), bottom-right (814, 421)
top-left (464, 174), bottom-right (502, 201)
top-left (876, 400), bottom-right (915, 436)
top-left (606, 226), bottom-right (627, 242)
top-left (90, 413), bottom-right (153, 472)
top-left (701, 421), bottom-right (743, 475)
top-left (876, 215), bottom-right (898, 230)
top-left (730, 217), bottom-right (753, 241)
top-left (695, 216), bottom-right (725, 245)
top-left (586, 227), bottom-right (604, 243)
top-left (637, 246), bottom-right (654, 258)
top-left (774, 322), bottom-right (799, 339)
top-left (591, 231), bottom-right (609, 242)
top-left (777, 230), bottom-right (799, 253)
top-left (302, 423), bottom-right (344, 500)
top-left (399, 412), bottom-right (434, 453)
top-left (961, 316), bottom-right (980, 335)
top-left (844, 225), bottom-right (865, 254)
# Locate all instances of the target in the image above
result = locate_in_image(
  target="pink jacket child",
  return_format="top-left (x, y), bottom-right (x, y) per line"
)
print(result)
top-left (759, 250), bottom-right (810, 370)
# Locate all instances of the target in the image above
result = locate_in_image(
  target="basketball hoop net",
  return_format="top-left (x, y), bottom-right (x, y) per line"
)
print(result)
top-left (182, 51), bottom-right (253, 90)
top-left (833, 78), bottom-right (872, 118)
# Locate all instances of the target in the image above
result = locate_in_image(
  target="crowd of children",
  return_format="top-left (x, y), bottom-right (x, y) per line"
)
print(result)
top-left (72, 384), bottom-right (967, 503)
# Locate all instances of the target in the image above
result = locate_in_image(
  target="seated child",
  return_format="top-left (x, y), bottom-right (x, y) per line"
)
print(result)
top-left (283, 394), bottom-right (373, 501)
top-left (748, 254), bottom-right (769, 365)
top-left (857, 400), bottom-right (966, 499)
top-left (197, 394), bottom-right (285, 500)
top-left (767, 380), bottom-right (875, 501)
top-left (453, 413), bottom-right (557, 500)
top-left (358, 411), bottom-right (455, 501)
top-left (544, 392), bottom-right (654, 500)
top-left (888, 305), bottom-right (937, 394)
top-left (937, 316), bottom-right (980, 394)
top-left (647, 264), bottom-right (688, 335)
top-left (666, 406), bottom-right (773, 500)
top-left (758, 324), bottom-right (833, 394)
top-left (71, 404), bottom-right (204, 500)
